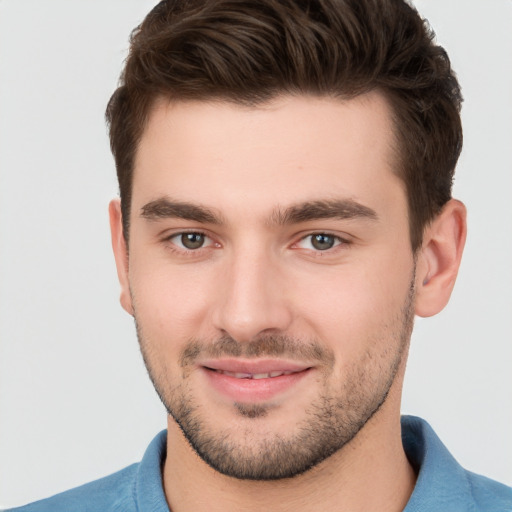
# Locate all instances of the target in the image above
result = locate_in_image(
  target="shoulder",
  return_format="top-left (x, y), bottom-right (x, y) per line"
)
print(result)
top-left (3, 430), bottom-right (169, 512)
top-left (465, 470), bottom-right (512, 512)
top-left (3, 464), bottom-right (139, 512)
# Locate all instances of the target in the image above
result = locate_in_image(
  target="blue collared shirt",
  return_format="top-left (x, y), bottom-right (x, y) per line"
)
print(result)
top-left (5, 416), bottom-right (512, 511)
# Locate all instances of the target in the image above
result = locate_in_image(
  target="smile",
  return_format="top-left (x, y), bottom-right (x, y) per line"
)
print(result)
top-left (201, 362), bottom-right (313, 403)
top-left (207, 369), bottom-right (301, 379)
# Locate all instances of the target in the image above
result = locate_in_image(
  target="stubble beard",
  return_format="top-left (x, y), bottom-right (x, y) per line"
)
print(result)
top-left (133, 278), bottom-right (415, 481)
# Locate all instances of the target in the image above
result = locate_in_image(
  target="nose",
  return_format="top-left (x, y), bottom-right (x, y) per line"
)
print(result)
top-left (212, 247), bottom-right (293, 343)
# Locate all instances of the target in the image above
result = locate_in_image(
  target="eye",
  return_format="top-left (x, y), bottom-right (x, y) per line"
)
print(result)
top-left (296, 233), bottom-right (343, 251)
top-left (169, 232), bottom-right (213, 250)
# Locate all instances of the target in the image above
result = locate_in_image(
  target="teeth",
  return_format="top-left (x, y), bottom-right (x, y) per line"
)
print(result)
top-left (216, 369), bottom-right (295, 379)
top-left (233, 372), bottom-right (253, 379)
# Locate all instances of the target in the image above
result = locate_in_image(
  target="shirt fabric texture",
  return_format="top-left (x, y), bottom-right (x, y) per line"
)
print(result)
top-left (4, 416), bottom-right (512, 512)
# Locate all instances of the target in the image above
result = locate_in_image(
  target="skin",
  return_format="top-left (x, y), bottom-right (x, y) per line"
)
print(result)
top-left (110, 92), bottom-right (466, 512)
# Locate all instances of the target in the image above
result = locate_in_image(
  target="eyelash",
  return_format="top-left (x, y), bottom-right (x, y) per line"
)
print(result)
top-left (161, 231), bottom-right (350, 256)
top-left (163, 231), bottom-right (217, 256)
top-left (293, 231), bottom-right (350, 256)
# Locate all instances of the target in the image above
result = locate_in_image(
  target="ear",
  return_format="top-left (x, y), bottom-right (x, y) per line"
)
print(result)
top-left (109, 199), bottom-right (134, 316)
top-left (415, 199), bottom-right (467, 318)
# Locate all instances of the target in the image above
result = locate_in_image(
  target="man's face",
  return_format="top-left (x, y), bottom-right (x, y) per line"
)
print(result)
top-left (118, 93), bottom-right (417, 479)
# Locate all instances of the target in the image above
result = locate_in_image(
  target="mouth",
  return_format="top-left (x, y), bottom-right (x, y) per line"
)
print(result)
top-left (200, 359), bottom-right (313, 403)
top-left (205, 368), bottom-right (304, 379)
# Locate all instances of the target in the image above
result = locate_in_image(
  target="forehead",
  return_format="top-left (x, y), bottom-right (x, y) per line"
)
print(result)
top-left (132, 93), bottom-right (404, 218)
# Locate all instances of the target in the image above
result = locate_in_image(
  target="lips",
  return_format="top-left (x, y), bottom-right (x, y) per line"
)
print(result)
top-left (210, 369), bottom-right (301, 379)
top-left (200, 359), bottom-right (312, 403)
top-left (201, 358), bottom-right (310, 374)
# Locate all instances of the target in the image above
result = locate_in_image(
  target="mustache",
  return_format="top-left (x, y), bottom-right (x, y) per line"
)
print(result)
top-left (180, 334), bottom-right (335, 368)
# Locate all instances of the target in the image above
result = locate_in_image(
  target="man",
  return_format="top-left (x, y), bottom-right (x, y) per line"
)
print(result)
top-left (4, 0), bottom-right (511, 511)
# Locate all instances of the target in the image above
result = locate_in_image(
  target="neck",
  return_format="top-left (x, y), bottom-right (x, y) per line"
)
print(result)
top-left (162, 393), bottom-right (416, 512)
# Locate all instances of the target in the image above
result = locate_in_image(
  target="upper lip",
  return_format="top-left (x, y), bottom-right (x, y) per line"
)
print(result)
top-left (200, 358), bottom-right (312, 374)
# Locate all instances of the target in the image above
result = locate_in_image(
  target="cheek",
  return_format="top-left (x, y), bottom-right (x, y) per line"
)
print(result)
top-left (129, 258), bottom-right (216, 341)
top-left (292, 254), bottom-right (414, 357)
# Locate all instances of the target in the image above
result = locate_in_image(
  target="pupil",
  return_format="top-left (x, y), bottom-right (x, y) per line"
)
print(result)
top-left (312, 234), bottom-right (334, 250)
top-left (182, 233), bottom-right (204, 249)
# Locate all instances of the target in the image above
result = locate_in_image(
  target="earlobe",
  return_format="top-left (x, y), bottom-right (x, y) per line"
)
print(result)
top-left (108, 199), bottom-right (134, 316)
top-left (415, 199), bottom-right (467, 318)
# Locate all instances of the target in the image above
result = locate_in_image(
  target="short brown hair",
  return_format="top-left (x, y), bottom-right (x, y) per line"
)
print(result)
top-left (106, 0), bottom-right (462, 251)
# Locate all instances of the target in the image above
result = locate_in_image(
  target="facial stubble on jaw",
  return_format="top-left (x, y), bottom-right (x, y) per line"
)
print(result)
top-left (132, 276), bottom-right (416, 481)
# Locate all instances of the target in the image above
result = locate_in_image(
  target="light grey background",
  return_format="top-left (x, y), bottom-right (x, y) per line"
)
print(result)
top-left (0, 0), bottom-right (511, 508)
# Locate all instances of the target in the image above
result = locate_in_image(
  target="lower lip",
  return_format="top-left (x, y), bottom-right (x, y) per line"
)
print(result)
top-left (202, 367), bottom-right (311, 403)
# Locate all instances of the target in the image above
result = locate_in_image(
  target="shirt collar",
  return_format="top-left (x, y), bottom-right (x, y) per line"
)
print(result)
top-left (402, 415), bottom-right (475, 512)
top-left (135, 430), bottom-right (170, 512)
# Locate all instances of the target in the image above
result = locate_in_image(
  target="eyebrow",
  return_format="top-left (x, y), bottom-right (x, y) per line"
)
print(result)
top-left (140, 198), bottom-right (223, 224)
top-left (269, 199), bottom-right (379, 225)
top-left (140, 197), bottom-right (378, 226)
